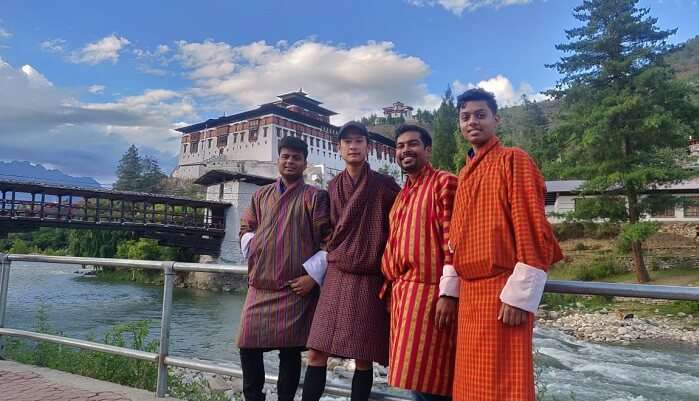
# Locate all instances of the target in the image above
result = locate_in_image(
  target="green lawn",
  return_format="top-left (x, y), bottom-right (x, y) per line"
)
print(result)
top-left (601, 266), bottom-right (699, 286)
top-left (544, 265), bottom-right (699, 322)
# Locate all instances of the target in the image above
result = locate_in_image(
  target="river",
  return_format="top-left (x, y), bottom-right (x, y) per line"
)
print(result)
top-left (4, 262), bottom-right (698, 401)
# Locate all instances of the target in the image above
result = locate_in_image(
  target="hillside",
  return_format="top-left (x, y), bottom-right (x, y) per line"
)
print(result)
top-left (667, 35), bottom-right (699, 82)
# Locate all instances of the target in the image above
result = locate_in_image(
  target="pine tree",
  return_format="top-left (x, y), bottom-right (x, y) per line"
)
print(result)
top-left (114, 145), bottom-right (143, 191)
top-left (431, 86), bottom-right (459, 172)
top-left (547, 0), bottom-right (698, 282)
top-left (140, 157), bottom-right (166, 193)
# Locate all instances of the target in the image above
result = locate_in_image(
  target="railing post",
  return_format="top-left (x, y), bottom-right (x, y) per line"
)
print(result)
top-left (0, 253), bottom-right (11, 356)
top-left (156, 261), bottom-right (176, 397)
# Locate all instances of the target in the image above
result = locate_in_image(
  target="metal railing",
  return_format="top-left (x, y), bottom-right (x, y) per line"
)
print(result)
top-left (0, 253), bottom-right (698, 400)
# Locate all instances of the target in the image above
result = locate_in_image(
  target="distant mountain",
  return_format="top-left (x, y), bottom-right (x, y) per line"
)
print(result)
top-left (0, 161), bottom-right (102, 188)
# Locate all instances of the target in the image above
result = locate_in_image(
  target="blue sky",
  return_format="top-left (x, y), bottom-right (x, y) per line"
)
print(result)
top-left (0, 0), bottom-right (697, 183)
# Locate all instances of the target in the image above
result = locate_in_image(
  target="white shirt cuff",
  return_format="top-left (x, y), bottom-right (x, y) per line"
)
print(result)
top-left (438, 264), bottom-right (460, 298)
top-left (499, 262), bottom-right (547, 313)
top-left (241, 232), bottom-right (255, 258)
top-left (302, 251), bottom-right (328, 285)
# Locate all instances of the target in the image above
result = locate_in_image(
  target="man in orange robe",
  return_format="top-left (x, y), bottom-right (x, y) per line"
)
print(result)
top-left (381, 124), bottom-right (459, 401)
top-left (449, 88), bottom-right (563, 401)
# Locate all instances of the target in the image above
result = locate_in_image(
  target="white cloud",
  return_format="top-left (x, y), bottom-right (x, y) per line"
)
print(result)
top-left (175, 39), bottom-right (237, 79)
top-left (133, 43), bottom-right (171, 59)
top-left (156, 44), bottom-right (170, 55)
top-left (452, 75), bottom-right (547, 107)
top-left (0, 57), bottom-right (192, 181)
top-left (175, 39), bottom-right (435, 121)
top-left (138, 65), bottom-right (170, 76)
top-left (40, 38), bottom-right (67, 53)
top-left (70, 35), bottom-right (131, 65)
top-left (131, 44), bottom-right (174, 76)
top-left (408, 0), bottom-right (531, 15)
top-left (0, 27), bottom-right (11, 39)
top-left (88, 84), bottom-right (106, 94)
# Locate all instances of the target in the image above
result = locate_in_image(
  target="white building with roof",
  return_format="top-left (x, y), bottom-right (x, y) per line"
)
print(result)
top-left (545, 179), bottom-right (699, 223)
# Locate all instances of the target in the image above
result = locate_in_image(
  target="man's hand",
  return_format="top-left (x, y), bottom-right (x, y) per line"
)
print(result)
top-left (498, 302), bottom-right (529, 326)
top-left (288, 275), bottom-right (316, 297)
top-left (435, 296), bottom-right (458, 330)
top-left (385, 290), bottom-right (392, 314)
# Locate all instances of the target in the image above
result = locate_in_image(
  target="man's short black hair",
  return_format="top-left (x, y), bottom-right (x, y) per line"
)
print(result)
top-left (278, 136), bottom-right (308, 160)
top-left (456, 88), bottom-right (498, 115)
top-left (394, 124), bottom-right (432, 147)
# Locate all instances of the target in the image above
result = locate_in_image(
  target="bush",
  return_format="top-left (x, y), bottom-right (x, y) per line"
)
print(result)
top-left (553, 222), bottom-right (585, 241)
top-left (616, 222), bottom-right (660, 254)
top-left (590, 222), bottom-right (621, 239)
top-left (574, 256), bottom-right (626, 281)
top-left (549, 255), bottom-right (627, 281)
top-left (553, 222), bottom-right (621, 241)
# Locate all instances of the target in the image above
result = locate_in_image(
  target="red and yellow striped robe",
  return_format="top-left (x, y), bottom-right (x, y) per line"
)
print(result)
top-left (381, 164), bottom-right (458, 396)
top-left (450, 137), bottom-right (563, 401)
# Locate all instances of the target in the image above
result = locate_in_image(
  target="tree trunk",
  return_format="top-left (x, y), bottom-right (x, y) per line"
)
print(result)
top-left (626, 188), bottom-right (651, 283)
top-left (630, 240), bottom-right (650, 283)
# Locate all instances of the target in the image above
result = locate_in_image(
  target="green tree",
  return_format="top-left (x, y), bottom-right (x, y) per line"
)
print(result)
top-left (140, 157), bottom-right (167, 193)
top-left (67, 230), bottom-right (131, 258)
top-left (414, 108), bottom-right (435, 125)
top-left (547, 0), bottom-right (698, 282)
top-left (114, 145), bottom-right (143, 191)
top-left (498, 95), bottom-right (553, 166)
top-left (9, 238), bottom-right (31, 254)
top-left (431, 86), bottom-right (459, 172)
top-left (360, 114), bottom-right (379, 127)
top-left (452, 130), bottom-right (470, 172)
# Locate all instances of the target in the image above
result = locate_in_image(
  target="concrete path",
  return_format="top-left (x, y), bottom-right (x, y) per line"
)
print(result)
top-left (0, 360), bottom-right (181, 401)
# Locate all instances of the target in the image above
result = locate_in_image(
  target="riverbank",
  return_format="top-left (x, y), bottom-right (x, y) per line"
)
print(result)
top-left (84, 267), bottom-right (248, 293)
top-left (538, 302), bottom-right (699, 346)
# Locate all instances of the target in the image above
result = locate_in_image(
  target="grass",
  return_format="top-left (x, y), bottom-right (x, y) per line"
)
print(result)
top-left (544, 253), bottom-right (699, 319)
top-left (548, 254), bottom-right (628, 281)
top-left (2, 305), bottom-right (230, 401)
top-left (601, 266), bottom-right (699, 286)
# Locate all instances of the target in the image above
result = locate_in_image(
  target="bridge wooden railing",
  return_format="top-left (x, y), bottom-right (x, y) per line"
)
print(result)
top-left (0, 180), bottom-right (228, 231)
top-left (0, 181), bottom-right (230, 253)
top-left (0, 197), bottom-right (223, 229)
top-left (0, 253), bottom-right (698, 400)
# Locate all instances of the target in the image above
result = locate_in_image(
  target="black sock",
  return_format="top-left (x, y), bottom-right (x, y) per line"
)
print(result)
top-left (351, 367), bottom-right (373, 401)
top-left (239, 348), bottom-right (266, 401)
top-left (277, 348), bottom-right (302, 401)
top-left (301, 365), bottom-right (327, 401)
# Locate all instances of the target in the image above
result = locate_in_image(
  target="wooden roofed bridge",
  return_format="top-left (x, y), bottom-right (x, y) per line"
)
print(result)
top-left (0, 180), bottom-right (230, 254)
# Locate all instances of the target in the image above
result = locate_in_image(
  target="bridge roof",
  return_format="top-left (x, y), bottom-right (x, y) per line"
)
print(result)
top-left (194, 170), bottom-right (276, 187)
top-left (0, 179), bottom-right (230, 208)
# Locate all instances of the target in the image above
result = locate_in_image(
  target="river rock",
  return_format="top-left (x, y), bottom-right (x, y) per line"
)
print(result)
top-left (538, 309), bottom-right (699, 346)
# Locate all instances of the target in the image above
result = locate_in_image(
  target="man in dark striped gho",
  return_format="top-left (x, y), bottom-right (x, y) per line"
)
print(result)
top-left (238, 136), bottom-right (331, 401)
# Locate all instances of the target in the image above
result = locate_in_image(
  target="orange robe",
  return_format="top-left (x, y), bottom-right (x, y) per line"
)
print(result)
top-left (450, 137), bottom-right (563, 401)
top-left (381, 165), bottom-right (458, 396)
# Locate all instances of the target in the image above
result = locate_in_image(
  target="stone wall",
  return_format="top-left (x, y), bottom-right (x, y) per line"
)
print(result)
top-left (657, 222), bottom-right (699, 239)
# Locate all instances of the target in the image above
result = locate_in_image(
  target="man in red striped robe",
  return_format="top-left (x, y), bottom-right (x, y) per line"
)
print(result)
top-left (302, 122), bottom-right (400, 401)
top-left (381, 124), bottom-right (459, 401)
top-left (238, 136), bottom-right (331, 401)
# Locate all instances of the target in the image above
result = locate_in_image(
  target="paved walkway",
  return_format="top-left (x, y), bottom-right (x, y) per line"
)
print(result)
top-left (0, 360), bottom-right (181, 401)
